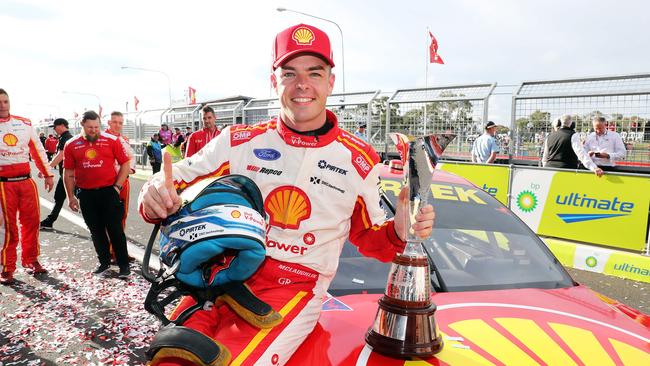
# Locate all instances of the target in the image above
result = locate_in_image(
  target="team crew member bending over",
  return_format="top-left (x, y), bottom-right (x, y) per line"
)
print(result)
top-left (0, 88), bottom-right (54, 285)
top-left (139, 24), bottom-right (435, 366)
top-left (64, 111), bottom-right (132, 278)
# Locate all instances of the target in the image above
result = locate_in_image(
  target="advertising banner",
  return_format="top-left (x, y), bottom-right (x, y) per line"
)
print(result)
top-left (437, 163), bottom-right (510, 205)
top-left (512, 168), bottom-right (650, 251)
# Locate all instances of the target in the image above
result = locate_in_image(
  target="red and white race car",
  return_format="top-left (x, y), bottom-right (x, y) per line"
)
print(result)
top-left (286, 163), bottom-right (650, 365)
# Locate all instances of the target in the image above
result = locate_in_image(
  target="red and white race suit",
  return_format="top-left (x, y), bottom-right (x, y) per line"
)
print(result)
top-left (139, 110), bottom-right (404, 366)
top-left (0, 115), bottom-right (53, 273)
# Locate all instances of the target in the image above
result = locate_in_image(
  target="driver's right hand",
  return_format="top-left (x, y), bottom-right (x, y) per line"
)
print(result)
top-left (141, 152), bottom-right (182, 219)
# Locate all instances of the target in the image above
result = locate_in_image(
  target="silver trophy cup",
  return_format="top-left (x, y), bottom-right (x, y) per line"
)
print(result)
top-left (365, 133), bottom-right (455, 358)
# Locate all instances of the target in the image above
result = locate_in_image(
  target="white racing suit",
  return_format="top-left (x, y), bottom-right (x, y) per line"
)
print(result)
top-left (139, 110), bottom-right (405, 366)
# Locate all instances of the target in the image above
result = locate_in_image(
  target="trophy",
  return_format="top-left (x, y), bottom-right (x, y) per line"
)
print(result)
top-left (365, 132), bottom-right (455, 358)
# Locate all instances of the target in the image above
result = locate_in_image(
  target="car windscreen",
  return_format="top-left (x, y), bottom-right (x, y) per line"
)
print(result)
top-left (332, 179), bottom-right (574, 294)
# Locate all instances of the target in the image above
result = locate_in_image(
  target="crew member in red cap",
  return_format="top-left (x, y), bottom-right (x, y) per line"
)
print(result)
top-left (0, 88), bottom-right (54, 285)
top-left (64, 111), bottom-right (132, 279)
top-left (184, 105), bottom-right (220, 158)
top-left (139, 24), bottom-right (435, 366)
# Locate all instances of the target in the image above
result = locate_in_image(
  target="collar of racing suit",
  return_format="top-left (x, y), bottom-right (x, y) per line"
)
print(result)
top-left (276, 109), bottom-right (340, 148)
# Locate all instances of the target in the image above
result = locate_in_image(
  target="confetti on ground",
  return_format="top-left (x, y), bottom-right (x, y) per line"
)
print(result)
top-left (0, 257), bottom-right (160, 365)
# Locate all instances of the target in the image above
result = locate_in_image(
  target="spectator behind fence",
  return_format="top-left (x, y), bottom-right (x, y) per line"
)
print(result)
top-left (354, 122), bottom-right (368, 141)
top-left (63, 111), bottom-right (131, 278)
top-left (0, 88), bottom-right (54, 285)
top-left (158, 123), bottom-right (172, 146)
top-left (542, 115), bottom-right (603, 177)
top-left (184, 105), bottom-right (220, 158)
top-left (40, 118), bottom-right (74, 230)
top-left (44, 134), bottom-right (58, 161)
top-left (471, 121), bottom-right (499, 163)
top-left (146, 133), bottom-right (162, 174)
top-left (172, 127), bottom-right (185, 148)
top-left (584, 116), bottom-right (627, 171)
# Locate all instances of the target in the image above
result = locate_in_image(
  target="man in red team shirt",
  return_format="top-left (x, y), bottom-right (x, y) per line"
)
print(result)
top-left (184, 105), bottom-right (219, 157)
top-left (44, 134), bottom-right (58, 161)
top-left (63, 111), bottom-right (132, 278)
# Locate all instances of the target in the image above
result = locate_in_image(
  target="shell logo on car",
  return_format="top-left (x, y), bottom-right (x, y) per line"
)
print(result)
top-left (264, 186), bottom-right (311, 230)
top-left (2, 133), bottom-right (18, 146)
top-left (359, 304), bottom-right (650, 365)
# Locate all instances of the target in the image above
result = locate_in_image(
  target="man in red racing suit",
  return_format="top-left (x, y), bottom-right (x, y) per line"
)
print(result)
top-left (138, 24), bottom-right (435, 366)
top-left (0, 88), bottom-right (54, 284)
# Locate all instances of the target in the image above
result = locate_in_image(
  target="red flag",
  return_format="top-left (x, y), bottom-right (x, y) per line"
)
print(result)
top-left (188, 87), bottom-right (197, 105)
top-left (429, 31), bottom-right (444, 64)
top-left (134, 96), bottom-right (140, 111)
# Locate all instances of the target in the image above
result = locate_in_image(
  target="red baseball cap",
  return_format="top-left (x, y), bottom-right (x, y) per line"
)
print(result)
top-left (273, 23), bottom-right (335, 70)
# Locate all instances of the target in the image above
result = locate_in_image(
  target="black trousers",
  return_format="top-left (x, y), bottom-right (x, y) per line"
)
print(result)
top-left (78, 186), bottom-right (129, 268)
top-left (45, 176), bottom-right (67, 223)
top-left (151, 162), bottom-right (161, 174)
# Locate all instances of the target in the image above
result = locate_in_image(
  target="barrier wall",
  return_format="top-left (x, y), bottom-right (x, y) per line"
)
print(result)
top-left (405, 161), bottom-right (650, 252)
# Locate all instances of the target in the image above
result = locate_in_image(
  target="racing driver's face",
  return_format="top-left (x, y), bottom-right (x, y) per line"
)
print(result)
top-left (272, 54), bottom-right (335, 132)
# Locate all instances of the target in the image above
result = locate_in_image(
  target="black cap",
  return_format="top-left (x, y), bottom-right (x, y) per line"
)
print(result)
top-left (52, 118), bottom-right (69, 128)
top-left (485, 121), bottom-right (497, 129)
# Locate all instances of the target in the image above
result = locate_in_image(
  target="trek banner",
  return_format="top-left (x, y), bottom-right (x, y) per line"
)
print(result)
top-left (437, 162), bottom-right (510, 205)
top-left (511, 167), bottom-right (650, 251)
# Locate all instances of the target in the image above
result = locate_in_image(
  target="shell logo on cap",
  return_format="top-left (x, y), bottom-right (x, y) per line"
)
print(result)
top-left (292, 27), bottom-right (315, 46)
top-left (3, 133), bottom-right (18, 146)
top-left (85, 149), bottom-right (97, 159)
top-left (231, 210), bottom-right (241, 219)
top-left (264, 185), bottom-right (311, 230)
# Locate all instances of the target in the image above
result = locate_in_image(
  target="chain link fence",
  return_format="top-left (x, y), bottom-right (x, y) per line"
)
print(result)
top-left (512, 74), bottom-right (650, 166)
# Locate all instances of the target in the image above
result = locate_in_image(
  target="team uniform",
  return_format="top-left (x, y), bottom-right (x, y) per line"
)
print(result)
top-left (0, 115), bottom-right (53, 274)
top-left (184, 128), bottom-right (220, 158)
top-left (139, 111), bottom-right (405, 365)
top-left (64, 132), bottom-right (130, 270)
top-left (105, 129), bottom-right (136, 228)
top-left (45, 136), bottom-right (58, 161)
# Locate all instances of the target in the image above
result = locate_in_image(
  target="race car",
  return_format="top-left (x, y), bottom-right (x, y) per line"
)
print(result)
top-left (287, 162), bottom-right (650, 365)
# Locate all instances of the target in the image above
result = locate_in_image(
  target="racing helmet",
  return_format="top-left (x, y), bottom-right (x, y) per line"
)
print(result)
top-left (159, 175), bottom-right (267, 288)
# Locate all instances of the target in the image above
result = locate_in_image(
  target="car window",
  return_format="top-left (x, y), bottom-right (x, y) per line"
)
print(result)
top-left (332, 178), bottom-right (574, 294)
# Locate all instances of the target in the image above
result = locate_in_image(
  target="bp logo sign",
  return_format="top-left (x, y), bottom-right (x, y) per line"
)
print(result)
top-left (516, 190), bottom-right (538, 213)
top-left (585, 256), bottom-right (598, 268)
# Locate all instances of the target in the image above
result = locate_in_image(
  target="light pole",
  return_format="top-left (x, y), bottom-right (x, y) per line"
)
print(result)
top-left (276, 7), bottom-right (345, 94)
top-left (120, 66), bottom-right (172, 107)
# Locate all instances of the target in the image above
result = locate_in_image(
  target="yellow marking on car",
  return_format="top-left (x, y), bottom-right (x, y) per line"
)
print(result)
top-left (549, 322), bottom-right (615, 366)
top-left (609, 338), bottom-right (650, 365)
top-left (427, 331), bottom-right (495, 365)
top-left (495, 318), bottom-right (577, 366)
top-left (449, 319), bottom-right (539, 365)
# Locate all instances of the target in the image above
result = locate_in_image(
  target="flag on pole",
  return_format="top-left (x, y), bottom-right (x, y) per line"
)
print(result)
top-left (74, 111), bottom-right (79, 119)
top-left (188, 87), bottom-right (197, 105)
top-left (134, 96), bottom-right (140, 111)
top-left (429, 31), bottom-right (444, 64)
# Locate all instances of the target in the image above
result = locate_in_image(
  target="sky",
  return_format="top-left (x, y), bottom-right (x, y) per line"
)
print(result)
top-left (1, 0), bottom-right (649, 125)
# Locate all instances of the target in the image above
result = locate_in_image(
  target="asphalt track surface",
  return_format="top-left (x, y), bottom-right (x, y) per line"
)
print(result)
top-left (0, 172), bottom-right (647, 365)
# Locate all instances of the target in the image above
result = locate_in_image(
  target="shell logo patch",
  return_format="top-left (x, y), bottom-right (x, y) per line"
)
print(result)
top-left (3, 133), bottom-right (18, 146)
top-left (264, 186), bottom-right (311, 230)
top-left (292, 27), bottom-right (315, 46)
top-left (231, 210), bottom-right (241, 219)
top-left (85, 149), bottom-right (97, 159)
